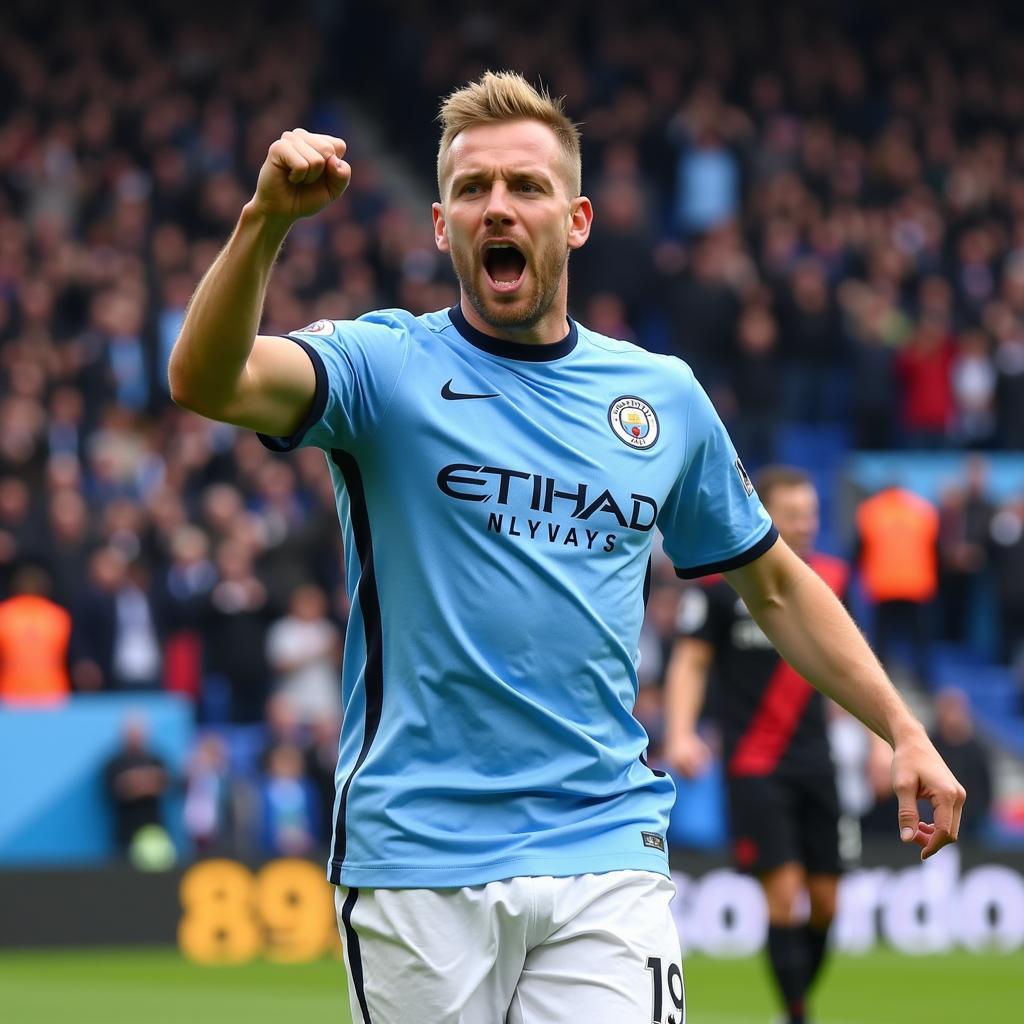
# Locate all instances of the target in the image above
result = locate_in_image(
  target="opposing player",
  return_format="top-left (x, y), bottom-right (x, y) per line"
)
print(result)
top-left (168, 72), bottom-right (965, 1023)
top-left (666, 466), bottom-right (848, 1024)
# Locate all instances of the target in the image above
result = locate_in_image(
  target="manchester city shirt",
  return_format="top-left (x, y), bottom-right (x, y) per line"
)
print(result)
top-left (260, 305), bottom-right (776, 887)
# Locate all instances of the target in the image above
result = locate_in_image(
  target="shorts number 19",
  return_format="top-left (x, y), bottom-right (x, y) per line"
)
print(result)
top-left (645, 955), bottom-right (684, 1024)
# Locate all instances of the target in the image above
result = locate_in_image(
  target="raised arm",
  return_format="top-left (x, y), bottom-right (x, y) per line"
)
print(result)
top-left (724, 538), bottom-right (966, 860)
top-left (663, 635), bottom-right (714, 778)
top-left (168, 129), bottom-right (351, 435)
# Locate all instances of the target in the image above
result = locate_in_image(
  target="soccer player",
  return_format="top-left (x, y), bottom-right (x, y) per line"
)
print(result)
top-left (168, 72), bottom-right (965, 1023)
top-left (665, 466), bottom-right (848, 1024)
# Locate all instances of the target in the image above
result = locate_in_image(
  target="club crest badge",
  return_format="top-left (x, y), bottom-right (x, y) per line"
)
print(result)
top-left (608, 395), bottom-right (660, 450)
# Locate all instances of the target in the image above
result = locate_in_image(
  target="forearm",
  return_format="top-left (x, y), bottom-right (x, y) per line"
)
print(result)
top-left (728, 544), bottom-right (924, 749)
top-left (168, 203), bottom-right (291, 414)
top-left (664, 644), bottom-right (709, 737)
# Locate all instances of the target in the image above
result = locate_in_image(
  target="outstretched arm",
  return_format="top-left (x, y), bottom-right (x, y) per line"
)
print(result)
top-left (168, 129), bottom-right (350, 435)
top-left (725, 538), bottom-right (966, 860)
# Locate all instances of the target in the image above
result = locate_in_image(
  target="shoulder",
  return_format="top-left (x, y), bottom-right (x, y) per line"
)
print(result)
top-left (290, 308), bottom-right (422, 349)
top-left (577, 324), bottom-right (696, 383)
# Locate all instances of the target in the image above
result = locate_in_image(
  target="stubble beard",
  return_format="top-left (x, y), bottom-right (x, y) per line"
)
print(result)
top-left (450, 239), bottom-right (569, 333)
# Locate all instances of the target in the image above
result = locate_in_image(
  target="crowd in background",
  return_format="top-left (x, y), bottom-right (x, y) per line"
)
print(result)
top-left (0, 0), bottom-right (1022, 855)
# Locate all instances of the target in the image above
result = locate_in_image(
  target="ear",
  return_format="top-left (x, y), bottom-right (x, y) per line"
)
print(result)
top-left (567, 195), bottom-right (593, 252)
top-left (432, 202), bottom-right (450, 254)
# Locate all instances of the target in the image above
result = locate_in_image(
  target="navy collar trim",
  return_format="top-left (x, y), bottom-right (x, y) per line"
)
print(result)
top-left (448, 305), bottom-right (578, 362)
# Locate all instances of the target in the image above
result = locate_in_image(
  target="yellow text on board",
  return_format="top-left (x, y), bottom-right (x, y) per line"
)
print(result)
top-left (178, 858), bottom-right (340, 964)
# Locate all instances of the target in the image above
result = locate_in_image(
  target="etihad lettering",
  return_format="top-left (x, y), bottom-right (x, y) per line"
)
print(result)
top-left (437, 463), bottom-right (658, 531)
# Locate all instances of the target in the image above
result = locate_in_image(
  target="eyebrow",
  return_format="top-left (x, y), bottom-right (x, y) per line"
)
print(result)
top-left (449, 166), bottom-right (557, 191)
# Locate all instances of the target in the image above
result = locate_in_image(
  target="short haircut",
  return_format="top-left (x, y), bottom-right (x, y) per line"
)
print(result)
top-left (436, 70), bottom-right (582, 197)
top-left (753, 464), bottom-right (813, 505)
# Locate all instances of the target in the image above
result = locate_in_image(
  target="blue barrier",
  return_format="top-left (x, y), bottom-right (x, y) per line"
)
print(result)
top-left (0, 694), bottom-right (194, 865)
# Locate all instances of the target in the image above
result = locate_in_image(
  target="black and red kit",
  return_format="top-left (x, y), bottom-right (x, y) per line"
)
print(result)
top-left (675, 553), bottom-right (850, 874)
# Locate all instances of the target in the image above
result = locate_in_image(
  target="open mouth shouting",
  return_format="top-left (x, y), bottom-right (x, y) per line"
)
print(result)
top-left (482, 240), bottom-right (528, 294)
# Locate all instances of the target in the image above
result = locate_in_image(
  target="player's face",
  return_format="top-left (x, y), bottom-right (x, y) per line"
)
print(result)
top-left (765, 483), bottom-right (819, 557)
top-left (433, 120), bottom-right (591, 336)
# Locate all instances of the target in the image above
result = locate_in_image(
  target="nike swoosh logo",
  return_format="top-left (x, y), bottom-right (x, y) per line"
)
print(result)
top-left (441, 379), bottom-right (499, 401)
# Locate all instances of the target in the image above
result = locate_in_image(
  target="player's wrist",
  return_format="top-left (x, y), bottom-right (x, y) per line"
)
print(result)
top-left (240, 198), bottom-right (297, 240)
top-left (887, 715), bottom-right (928, 750)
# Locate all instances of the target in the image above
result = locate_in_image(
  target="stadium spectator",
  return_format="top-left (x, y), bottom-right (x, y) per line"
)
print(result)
top-left (103, 714), bottom-right (171, 854)
top-left (70, 547), bottom-right (162, 692)
top-left (258, 742), bottom-right (320, 857)
top-left (183, 733), bottom-right (232, 853)
top-left (989, 494), bottom-right (1024, 669)
top-left (0, 564), bottom-right (72, 705)
top-left (265, 582), bottom-right (342, 726)
top-left (936, 458), bottom-right (994, 644)
top-left (778, 258), bottom-right (847, 425)
top-left (155, 525), bottom-right (217, 699)
top-left (855, 484), bottom-right (940, 686)
top-left (926, 689), bottom-right (993, 838)
top-left (44, 488), bottom-right (93, 610)
top-left (726, 301), bottom-right (781, 470)
top-left (305, 714), bottom-right (342, 846)
top-left (202, 540), bottom-right (273, 723)
top-left (896, 311), bottom-right (956, 448)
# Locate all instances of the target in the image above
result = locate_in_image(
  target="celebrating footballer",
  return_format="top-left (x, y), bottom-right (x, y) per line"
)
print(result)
top-left (169, 71), bottom-right (966, 1023)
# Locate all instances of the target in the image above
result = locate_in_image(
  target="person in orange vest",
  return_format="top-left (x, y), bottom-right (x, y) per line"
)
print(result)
top-left (855, 484), bottom-right (939, 687)
top-left (0, 564), bottom-right (72, 705)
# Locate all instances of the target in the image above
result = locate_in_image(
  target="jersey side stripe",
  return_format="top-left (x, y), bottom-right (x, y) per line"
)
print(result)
top-left (329, 449), bottom-right (385, 885)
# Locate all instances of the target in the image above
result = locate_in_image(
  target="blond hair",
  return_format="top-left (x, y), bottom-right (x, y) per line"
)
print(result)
top-left (436, 70), bottom-right (582, 197)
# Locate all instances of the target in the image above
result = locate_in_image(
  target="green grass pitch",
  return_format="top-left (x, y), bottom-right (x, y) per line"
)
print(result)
top-left (0, 947), bottom-right (1020, 1022)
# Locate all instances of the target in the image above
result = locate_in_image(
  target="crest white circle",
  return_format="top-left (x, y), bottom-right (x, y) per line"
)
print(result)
top-left (608, 395), bottom-right (660, 450)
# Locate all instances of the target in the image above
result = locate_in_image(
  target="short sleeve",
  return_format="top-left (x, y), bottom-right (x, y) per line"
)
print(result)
top-left (258, 314), bottom-right (410, 453)
top-left (658, 374), bottom-right (777, 579)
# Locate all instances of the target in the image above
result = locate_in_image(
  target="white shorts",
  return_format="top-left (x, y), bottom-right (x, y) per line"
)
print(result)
top-left (335, 869), bottom-right (684, 1024)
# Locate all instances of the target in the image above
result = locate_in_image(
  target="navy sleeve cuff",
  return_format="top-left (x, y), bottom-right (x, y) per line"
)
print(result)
top-left (257, 335), bottom-right (329, 453)
top-left (674, 524), bottom-right (779, 580)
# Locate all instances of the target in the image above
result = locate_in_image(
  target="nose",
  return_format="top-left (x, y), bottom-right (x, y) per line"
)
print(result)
top-left (483, 182), bottom-right (515, 226)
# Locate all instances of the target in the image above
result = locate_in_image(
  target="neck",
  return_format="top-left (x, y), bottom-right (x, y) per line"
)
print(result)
top-left (459, 278), bottom-right (570, 346)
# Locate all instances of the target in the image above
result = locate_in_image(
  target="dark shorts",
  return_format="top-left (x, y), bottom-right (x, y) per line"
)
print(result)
top-left (726, 770), bottom-right (842, 877)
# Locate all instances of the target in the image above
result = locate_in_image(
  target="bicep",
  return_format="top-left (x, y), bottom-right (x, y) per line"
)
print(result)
top-left (723, 536), bottom-right (801, 612)
top-left (213, 335), bottom-right (318, 436)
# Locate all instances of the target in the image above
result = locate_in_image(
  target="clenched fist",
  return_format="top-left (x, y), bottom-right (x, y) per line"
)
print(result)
top-left (251, 128), bottom-right (351, 223)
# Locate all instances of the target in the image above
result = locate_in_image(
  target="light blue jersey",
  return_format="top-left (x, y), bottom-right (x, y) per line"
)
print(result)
top-left (260, 305), bottom-right (776, 888)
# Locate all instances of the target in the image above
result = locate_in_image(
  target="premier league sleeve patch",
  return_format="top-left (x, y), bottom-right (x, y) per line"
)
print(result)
top-left (299, 319), bottom-right (332, 335)
top-left (608, 396), bottom-right (660, 450)
top-left (734, 457), bottom-right (755, 497)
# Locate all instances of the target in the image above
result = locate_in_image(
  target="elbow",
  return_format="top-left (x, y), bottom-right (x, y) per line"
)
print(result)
top-left (167, 372), bottom-right (190, 410)
top-left (166, 347), bottom-right (194, 410)
top-left (167, 350), bottom-right (210, 416)
top-left (168, 375), bottom-right (202, 415)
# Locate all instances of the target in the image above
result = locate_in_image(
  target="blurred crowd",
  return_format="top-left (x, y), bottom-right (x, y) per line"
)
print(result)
top-left (1, 0), bottom-right (1024, 854)
top-left (349, 0), bottom-right (1024, 457)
